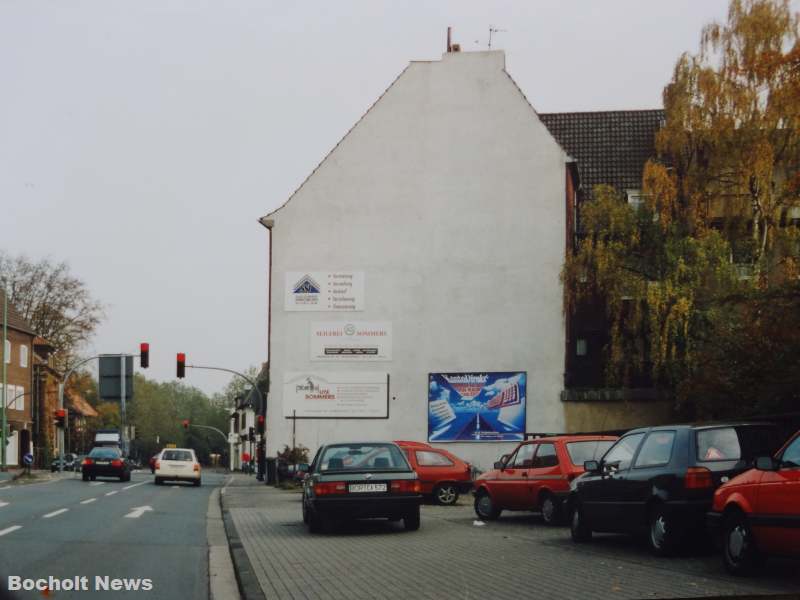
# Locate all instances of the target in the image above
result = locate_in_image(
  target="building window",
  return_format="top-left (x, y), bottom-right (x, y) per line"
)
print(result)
top-left (20, 345), bottom-right (28, 368)
top-left (3, 340), bottom-right (9, 364)
top-left (576, 338), bottom-right (588, 356)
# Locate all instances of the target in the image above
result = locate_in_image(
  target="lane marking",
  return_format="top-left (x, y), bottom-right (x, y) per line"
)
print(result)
top-left (43, 508), bottom-right (69, 519)
top-left (122, 481), bottom-right (147, 491)
top-left (124, 505), bottom-right (153, 519)
top-left (0, 525), bottom-right (22, 536)
top-left (171, 486), bottom-right (179, 489)
top-left (0, 501), bottom-right (9, 508)
top-left (0, 486), bottom-right (10, 491)
top-left (105, 491), bottom-right (118, 496)
top-left (80, 498), bottom-right (97, 504)
top-left (89, 482), bottom-right (105, 486)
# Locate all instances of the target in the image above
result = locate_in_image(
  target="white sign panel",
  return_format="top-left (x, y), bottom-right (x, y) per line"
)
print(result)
top-left (283, 372), bottom-right (388, 418)
top-left (310, 321), bottom-right (392, 361)
top-left (285, 271), bottom-right (365, 311)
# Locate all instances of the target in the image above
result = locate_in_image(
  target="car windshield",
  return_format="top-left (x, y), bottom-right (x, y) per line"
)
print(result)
top-left (162, 450), bottom-right (193, 461)
top-left (320, 444), bottom-right (409, 472)
top-left (566, 440), bottom-right (615, 466)
top-left (88, 448), bottom-right (121, 459)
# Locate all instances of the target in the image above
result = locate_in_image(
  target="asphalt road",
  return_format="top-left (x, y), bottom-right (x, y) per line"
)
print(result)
top-left (0, 470), bottom-right (225, 600)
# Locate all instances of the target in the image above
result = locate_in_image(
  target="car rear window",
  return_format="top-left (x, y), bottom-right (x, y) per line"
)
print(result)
top-left (415, 450), bottom-right (454, 467)
top-left (89, 448), bottom-right (121, 459)
top-left (697, 425), bottom-right (779, 463)
top-left (566, 441), bottom-right (615, 466)
top-left (321, 444), bottom-right (408, 471)
top-left (162, 450), bottom-right (193, 461)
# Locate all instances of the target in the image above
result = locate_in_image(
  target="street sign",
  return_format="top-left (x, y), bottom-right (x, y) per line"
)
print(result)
top-left (22, 453), bottom-right (33, 466)
top-left (165, 443), bottom-right (177, 448)
top-left (98, 355), bottom-right (134, 401)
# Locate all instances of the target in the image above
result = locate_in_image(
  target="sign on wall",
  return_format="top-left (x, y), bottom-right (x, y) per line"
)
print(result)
top-left (283, 372), bottom-right (388, 418)
top-left (428, 372), bottom-right (527, 442)
top-left (310, 322), bottom-right (392, 361)
top-left (285, 271), bottom-right (365, 311)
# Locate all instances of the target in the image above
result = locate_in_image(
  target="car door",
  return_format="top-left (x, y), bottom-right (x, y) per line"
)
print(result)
top-left (628, 430), bottom-right (678, 530)
top-left (495, 444), bottom-right (535, 509)
top-left (528, 442), bottom-right (561, 505)
top-left (753, 433), bottom-right (800, 555)
top-left (581, 432), bottom-right (646, 531)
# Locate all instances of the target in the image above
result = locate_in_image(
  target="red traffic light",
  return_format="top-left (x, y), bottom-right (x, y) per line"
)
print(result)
top-left (54, 408), bottom-right (67, 427)
top-left (177, 353), bottom-right (186, 378)
top-left (140, 342), bottom-right (150, 369)
top-left (182, 419), bottom-right (190, 430)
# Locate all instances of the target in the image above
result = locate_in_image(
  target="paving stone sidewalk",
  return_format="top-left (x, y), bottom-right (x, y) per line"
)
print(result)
top-left (221, 475), bottom-right (799, 600)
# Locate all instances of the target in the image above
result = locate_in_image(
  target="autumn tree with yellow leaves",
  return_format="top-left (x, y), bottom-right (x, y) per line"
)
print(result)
top-left (563, 0), bottom-right (800, 419)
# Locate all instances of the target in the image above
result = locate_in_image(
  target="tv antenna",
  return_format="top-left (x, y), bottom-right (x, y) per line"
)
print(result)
top-left (488, 26), bottom-right (507, 50)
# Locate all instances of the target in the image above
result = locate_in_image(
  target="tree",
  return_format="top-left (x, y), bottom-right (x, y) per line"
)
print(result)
top-left (211, 365), bottom-right (260, 410)
top-left (652, 0), bottom-right (800, 281)
top-left (0, 251), bottom-right (104, 369)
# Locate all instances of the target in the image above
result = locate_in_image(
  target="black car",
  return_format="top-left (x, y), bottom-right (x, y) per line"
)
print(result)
top-left (301, 442), bottom-right (423, 533)
top-left (51, 453), bottom-right (77, 472)
top-left (567, 423), bottom-right (777, 555)
top-left (81, 446), bottom-right (132, 482)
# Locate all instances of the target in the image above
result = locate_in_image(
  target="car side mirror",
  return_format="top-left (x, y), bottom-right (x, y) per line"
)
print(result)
top-left (583, 460), bottom-right (600, 473)
top-left (755, 456), bottom-right (778, 471)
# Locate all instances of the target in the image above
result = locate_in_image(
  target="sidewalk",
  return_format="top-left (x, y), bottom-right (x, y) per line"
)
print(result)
top-left (0, 468), bottom-right (72, 483)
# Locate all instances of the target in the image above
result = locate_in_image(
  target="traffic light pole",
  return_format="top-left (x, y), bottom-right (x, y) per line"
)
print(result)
top-left (184, 365), bottom-right (266, 480)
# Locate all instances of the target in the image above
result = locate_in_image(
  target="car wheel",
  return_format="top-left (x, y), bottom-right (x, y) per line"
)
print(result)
top-left (155, 477), bottom-right (163, 486)
top-left (404, 506), bottom-right (421, 531)
top-left (434, 484), bottom-right (459, 506)
top-left (474, 491), bottom-right (502, 521)
top-left (570, 503), bottom-right (592, 542)
top-left (193, 479), bottom-right (201, 487)
top-left (540, 493), bottom-right (562, 526)
top-left (648, 504), bottom-right (681, 556)
top-left (308, 509), bottom-right (325, 534)
top-left (90, 476), bottom-right (96, 481)
top-left (302, 498), bottom-right (310, 524)
top-left (723, 512), bottom-right (760, 576)
top-left (82, 473), bottom-right (89, 482)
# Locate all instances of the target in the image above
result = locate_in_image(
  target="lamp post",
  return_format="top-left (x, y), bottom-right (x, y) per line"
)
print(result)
top-left (1, 284), bottom-right (7, 471)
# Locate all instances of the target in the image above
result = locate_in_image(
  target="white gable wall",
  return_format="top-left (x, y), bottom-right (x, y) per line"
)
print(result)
top-left (266, 51), bottom-right (568, 470)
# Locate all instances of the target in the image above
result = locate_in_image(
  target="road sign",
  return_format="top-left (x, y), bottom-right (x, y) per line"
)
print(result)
top-left (22, 453), bottom-right (33, 466)
top-left (98, 355), bottom-right (134, 401)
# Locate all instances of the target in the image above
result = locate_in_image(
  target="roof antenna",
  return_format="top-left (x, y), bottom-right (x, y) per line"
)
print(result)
top-left (488, 26), bottom-right (507, 50)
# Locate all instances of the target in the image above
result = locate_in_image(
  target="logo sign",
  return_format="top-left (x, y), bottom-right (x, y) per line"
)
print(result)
top-left (310, 322), bottom-right (392, 361)
top-left (428, 372), bottom-right (527, 443)
top-left (285, 271), bottom-right (365, 311)
top-left (283, 372), bottom-right (388, 418)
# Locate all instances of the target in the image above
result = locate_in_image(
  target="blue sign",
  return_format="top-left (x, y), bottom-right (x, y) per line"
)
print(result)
top-left (23, 453), bottom-right (33, 466)
top-left (428, 372), bottom-right (527, 442)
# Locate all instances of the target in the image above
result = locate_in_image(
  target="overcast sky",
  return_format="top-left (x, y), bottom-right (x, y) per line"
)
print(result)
top-left (1, 1), bottom-right (735, 395)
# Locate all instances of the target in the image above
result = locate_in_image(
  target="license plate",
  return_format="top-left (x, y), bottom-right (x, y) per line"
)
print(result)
top-left (96, 461), bottom-right (109, 465)
top-left (348, 483), bottom-right (387, 493)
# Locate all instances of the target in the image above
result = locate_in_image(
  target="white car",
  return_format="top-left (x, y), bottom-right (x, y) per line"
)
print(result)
top-left (154, 448), bottom-right (201, 486)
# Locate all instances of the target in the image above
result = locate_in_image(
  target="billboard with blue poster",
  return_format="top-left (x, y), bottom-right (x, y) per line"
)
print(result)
top-left (428, 372), bottom-right (526, 442)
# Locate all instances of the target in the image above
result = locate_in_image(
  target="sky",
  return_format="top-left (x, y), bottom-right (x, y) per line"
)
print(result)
top-left (0, 0), bottom-right (736, 396)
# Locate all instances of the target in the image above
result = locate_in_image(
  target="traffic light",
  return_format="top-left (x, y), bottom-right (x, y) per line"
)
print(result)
top-left (248, 427), bottom-right (255, 442)
top-left (257, 414), bottom-right (265, 435)
top-left (54, 408), bottom-right (67, 428)
top-left (140, 342), bottom-right (149, 369)
top-left (182, 419), bottom-right (190, 431)
top-left (177, 353), bottom-right (186, 378)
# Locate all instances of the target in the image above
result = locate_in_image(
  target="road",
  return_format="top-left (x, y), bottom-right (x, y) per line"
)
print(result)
top-left (0, 470), bottom-right (225, 599)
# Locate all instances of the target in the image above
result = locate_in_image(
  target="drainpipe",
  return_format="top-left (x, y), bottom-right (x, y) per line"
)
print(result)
top-left (258, 217), bottom-right (273, 482)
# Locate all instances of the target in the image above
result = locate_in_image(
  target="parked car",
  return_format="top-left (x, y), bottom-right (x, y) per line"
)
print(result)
top-left (395, 440), bottom-right (473, 505)
top-left (301, 442), bottom-right (422, 533)
top-left (568, 423), bottom-right (778, 555)
top-left (149, 452), bottom-right (161, 474)
top-left (51, 453), bottom-right (77, 472)
top-left (473, 435), bottom-right (617, 524)
top-left (155, 448), bottom-right (201, 486)
top-left (81, 447), bottom-right (131, 482)
top-left (708, 428), bottom-right (800, 575)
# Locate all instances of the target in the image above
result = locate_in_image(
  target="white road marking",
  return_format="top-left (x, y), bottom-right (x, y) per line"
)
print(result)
top-left (124, 505), bottom-right (153, 519)
top-left (43, 508), bottom-right (69, 519)
top-left (0, 525), bottom-right (22, 536)
top-left (105, 491), bottom-right (118, 496)
top-left (89, 482), bottom-right (105, 486)
top-left (80, 498), bottom-right (97, 504)
top-left (0, 486), bottom-right (10, 491)
top-left (171, 485), bottom-right (179, 489)
top-left (0, 501), bottom-right (9, 508)
top-left (122, 481), bottom-right (147, 491)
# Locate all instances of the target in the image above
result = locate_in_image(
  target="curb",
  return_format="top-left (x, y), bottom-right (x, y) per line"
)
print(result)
top-left (219, 485), bottom-right (266, 600)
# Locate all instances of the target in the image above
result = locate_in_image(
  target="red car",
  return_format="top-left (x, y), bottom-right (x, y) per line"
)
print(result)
top-left (395, 441), bottom-right (473, 505)
top-left (473, 435), bottom-right (617, 524)
top-left (708, 429), bottom-right (800, 575)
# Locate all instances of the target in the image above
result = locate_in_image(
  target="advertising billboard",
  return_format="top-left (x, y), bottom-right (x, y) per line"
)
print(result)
top-left (428, 372), bottom-right (526, 442)
top-left (284, 271), bottom-right (365, 311)
top-left (310, 322), bottom-right (392, 361)
top-left (283, 372), bottom-right (389, 418)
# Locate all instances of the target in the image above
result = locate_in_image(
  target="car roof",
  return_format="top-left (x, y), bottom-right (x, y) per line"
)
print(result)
top-left (393, 440), bottom-right (432, 448)
top-left (522, 435), bottom-right (618, 444)
top-left (161, 447), bottom-right (195, 453)
top-left (623, 422), bottom-right (775, 435)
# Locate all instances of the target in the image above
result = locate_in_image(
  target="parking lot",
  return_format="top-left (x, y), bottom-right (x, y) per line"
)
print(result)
top-left (222, 478), bottom-right (799, 600)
